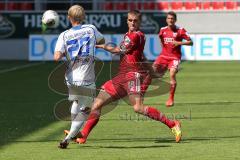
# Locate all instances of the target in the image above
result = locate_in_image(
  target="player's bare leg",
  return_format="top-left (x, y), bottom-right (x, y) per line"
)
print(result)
top-left (128, 94), bottom-right (182, 142)
top-left (166, 68), bottom-right (177, 107)
top-left (76, 90), bottom-right (113, 144)
top-left (152, 64), bottom-right (166, 78)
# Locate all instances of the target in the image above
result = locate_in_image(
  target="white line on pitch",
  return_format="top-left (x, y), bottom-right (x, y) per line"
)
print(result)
top-left (0, 62), bottom-right (45, 74)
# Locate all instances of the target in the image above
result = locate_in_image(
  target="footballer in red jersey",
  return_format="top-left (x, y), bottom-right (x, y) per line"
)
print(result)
top-left (62, 10), bottom-right (182, 147)
top-left (101, 29), bottom-right (150, 99)
top-left (153, 11), bottom-right (193, 107)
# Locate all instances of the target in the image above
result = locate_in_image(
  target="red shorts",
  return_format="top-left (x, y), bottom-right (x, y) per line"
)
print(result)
top-left (101, 72), bottom-right (151, 100)
top-left (153, 56), bottom-right (181, 74)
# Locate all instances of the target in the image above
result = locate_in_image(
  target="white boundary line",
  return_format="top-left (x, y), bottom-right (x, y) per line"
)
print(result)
top-left (0, 62), bottom-right (45, 74)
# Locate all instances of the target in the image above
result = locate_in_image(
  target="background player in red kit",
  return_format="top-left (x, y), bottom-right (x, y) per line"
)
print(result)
top-left (153, 11), bottom-right (193, 107)
top-left (62, 10), bottom-right (183, 147)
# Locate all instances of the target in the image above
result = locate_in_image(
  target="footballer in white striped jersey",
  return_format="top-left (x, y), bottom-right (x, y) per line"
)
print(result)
top-left (54, 4), bottom-right (104, 149)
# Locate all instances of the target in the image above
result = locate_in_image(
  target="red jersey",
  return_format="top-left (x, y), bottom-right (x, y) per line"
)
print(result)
top-left (118, 31), bottom-right (147, 74)
top-left (159, 26), bottom-right (191, 59)
top-left (101, 31), bottom-right (151, 99)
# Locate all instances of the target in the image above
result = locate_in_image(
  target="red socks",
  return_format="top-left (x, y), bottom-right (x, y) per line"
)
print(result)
top-left (144, 106), bottom-right (175, 128)
top-left (81, 111), bottom-right (100, 138)
top-left (81, 107), bottom-right (176, 139)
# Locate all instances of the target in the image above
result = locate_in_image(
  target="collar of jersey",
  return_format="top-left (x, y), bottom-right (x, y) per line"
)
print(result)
top-left (71, 24), bottom-right (82, 30)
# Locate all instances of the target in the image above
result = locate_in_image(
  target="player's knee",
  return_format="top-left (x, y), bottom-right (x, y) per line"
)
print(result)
top-left (152, 65), bottom-right (158, 73)
top-left (170, 80), bottom-right (176, 85)
top-left (91, 104), bottom-right (99, 111)
top-left (169, 71), bottom-right (175, 76)
top-left (91, 102), bottom-right (102, 111)
top-left (71, 113), bottom-right (78, 121)
top-left (133, 105), bottom-right (144, 114)
top-left (70, 101), bottom-right (79, 114)
top-left (170, 68), bottom-right (177, 76)
top-left (170, 74), bottom-right (177, 83)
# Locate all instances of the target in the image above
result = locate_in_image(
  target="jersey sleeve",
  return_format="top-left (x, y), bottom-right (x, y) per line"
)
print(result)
top-left (54, 32), bottom-right (65, 54)
top-left (159, 28), bottom-right (163, 38)
top-left (181, 28), bottom-right (191, 41)
top-left (89, 25), bottom-right (104, 44)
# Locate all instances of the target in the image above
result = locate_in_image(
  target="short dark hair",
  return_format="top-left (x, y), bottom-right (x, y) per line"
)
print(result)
top-left (128, 10), bottom-right (142, 20)
top-left (167, 11), bottom-right (177, 20)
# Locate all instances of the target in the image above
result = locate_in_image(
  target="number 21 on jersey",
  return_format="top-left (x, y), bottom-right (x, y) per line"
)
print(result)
top-left (66, 36), bottom-right (90, 60)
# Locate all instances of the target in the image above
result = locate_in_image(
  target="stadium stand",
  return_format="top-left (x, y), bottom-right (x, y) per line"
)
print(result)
top-left (101, 1), bottom-right (240, 11)
top-left (156, 1), bottom-right (169, 10)
top-left (0, 2), bottom-right (5, 10)
top-left (212, 1), bottom-right (225, 10)
top-left (0, 0), bottom-right (239, 11)
top-left (103, 2), bottom-right (114, 10)
top-left (200, 1), bottom-right (212, 10)
top-left (185, 2), bottom-right (198, 10)
top-left (19, 2), bottom-right (33, 10)
top-left (225, 1), bottom-right (238, 10)
top-left (115, 2), bottom-right (128, 10)
top-left (129, 2), bottom-right (142, 10)
top-left (7, 2), bottom-right (19, 10)
top-left (142, 2), bottom-right (155, 10)
top-left (171, 1), bottom-right (184, 10)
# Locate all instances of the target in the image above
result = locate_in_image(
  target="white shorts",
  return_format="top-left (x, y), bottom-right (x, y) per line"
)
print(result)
top-left (68, 83), bottom-right (96, 105)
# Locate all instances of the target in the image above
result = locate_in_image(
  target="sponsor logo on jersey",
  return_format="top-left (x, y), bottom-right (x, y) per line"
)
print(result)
top-left (124, 36), bottom-right (131, 45)
top-left (164, 37), bottom-right (174, 44)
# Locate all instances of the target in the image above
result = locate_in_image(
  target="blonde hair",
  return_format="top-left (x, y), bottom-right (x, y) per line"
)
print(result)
top-left (68, 5), bottom-right (85, 23)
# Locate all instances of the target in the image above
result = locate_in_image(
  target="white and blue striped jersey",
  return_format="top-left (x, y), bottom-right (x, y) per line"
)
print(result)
top-left (55, 24), bottom-right (104, 86)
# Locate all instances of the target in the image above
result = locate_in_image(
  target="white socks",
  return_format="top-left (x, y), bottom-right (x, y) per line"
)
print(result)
top-left (65, 101), bottom-right (89, 142)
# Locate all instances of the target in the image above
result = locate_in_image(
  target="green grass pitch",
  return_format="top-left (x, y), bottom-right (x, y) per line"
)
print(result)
top-left (0, 61), bottom-right (240, 160)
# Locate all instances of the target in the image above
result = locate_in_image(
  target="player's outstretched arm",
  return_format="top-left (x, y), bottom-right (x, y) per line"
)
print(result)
top-left (96, 44), bottom-right (121, 54)
top-left (181, 39), bottom-right (193, 46)
top-left (173, 39), bottom-right (193, 47)
top-left (96, 38), bottom-right (105, 45)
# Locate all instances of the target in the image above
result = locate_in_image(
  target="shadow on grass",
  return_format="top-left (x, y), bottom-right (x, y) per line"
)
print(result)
top-left (0, 61), bottom-right (118, 149)
top-left (1, 61), bottom-right (239, 151)
top-left (192, 116), bottom-right (240, 119)
top-left (148, 101), bottom-right (240, 106)
top-left (8, 135), bottom-right (240, 144)
top-left (79, 144), bottom-right (171, 149)
top-left (0, 62), bottom-right (58, 148)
